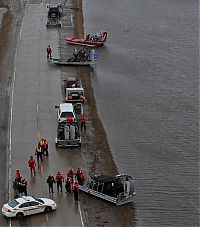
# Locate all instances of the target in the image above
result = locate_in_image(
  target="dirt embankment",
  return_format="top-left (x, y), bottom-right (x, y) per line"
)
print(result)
top-left (0, 4), bottom-right (12, 68)
top-left (73, 1), bottom-right (135, 226)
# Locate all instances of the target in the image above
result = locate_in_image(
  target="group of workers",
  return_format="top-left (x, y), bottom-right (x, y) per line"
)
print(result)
top-left (13, 46), bottom-right (88, 202)
top-left (46, 168), bottom-right (85, 201)
top-left (66, 114), bottom-right (87, 132)
top-left (13, 170), bottom-right (28, 199)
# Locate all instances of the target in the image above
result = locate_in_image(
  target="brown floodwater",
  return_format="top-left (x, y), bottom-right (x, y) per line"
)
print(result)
top-left (83, 0), bottom-right (199, 226)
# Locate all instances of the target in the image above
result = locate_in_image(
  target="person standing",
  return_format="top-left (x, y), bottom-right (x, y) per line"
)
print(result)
top-left (46, 45), bottom-right (52, 58)
top-left (80, 114), bottom-right (87, 132)
top-left (44, 138), bottom-right (49, 156)
top-left (67, 168), bottom-right (74, 183)
top-left (28, 156), bottom-right (36, 175)
top-left (65, 177), bottom-right (71, 194)
top-left (19, 179), bottom-right (28, 196)
top-left (35, 145), bottom-right (43, 162)
top-left (47, 175), bottom-right (55, 193)
top-left (72, 182), bottom-right (79, 201)
top-left (15, 170), bottom-right (21, 182)
top-left (13, 179), bottom-right (19, 199)
top-left (56, 172), bottom-right (64, 193)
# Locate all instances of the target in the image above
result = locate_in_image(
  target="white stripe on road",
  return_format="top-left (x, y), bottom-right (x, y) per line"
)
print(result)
top-left (78, 201), bottom-right (85, 227)
top-left (8, 2), bottom-right (28, 227)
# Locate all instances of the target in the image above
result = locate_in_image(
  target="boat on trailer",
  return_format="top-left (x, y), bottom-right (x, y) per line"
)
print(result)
top-left (78, 174), bottom-right (136, 205)
top-left (65, 31), bottom-right (108, 48)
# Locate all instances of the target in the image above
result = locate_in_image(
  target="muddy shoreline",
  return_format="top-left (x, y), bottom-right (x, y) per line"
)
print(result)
top-left (73, 0), bottom-right (135, 226)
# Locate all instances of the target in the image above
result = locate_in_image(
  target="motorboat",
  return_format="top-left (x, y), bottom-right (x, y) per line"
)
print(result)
top-left (65, 31), bottom-right (107, 47)
top-left (48, 47), bottom-right (96, 67)
top-left (78, 174), bottom-right (136, 205)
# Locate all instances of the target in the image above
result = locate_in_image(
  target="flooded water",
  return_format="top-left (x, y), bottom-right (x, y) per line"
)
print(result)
top-left (83, 0), bottom-right (199, 226)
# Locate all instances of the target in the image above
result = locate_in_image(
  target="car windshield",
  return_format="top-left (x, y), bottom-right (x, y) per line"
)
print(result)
top-left (60, 112), bottom-right (74, 118)
top-left (8, 200), bottom-right (19, 208)
top-left (35, 198), bottom-right (44, 204)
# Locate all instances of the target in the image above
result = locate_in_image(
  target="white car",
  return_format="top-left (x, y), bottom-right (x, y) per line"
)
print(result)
top-left (2, 196), bottom-right (57, 219)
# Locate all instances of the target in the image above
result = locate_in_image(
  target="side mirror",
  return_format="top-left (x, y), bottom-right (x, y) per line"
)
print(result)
top-left (55, 105), bottom-right (59, 109)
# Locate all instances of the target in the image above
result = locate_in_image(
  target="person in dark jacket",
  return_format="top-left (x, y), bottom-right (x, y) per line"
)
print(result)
top-left (65, 177), bottom-right (71, 194)
top-left (47, 175), bottom-right (55, 193)
top-left (35, 145), bottom-right (43, 162)
top-left (72, 182), bottom-right (79, 201)
top-left (13, 179), bottom-right (19, 199)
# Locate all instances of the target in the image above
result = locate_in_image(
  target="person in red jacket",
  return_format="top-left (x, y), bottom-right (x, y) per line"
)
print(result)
top-left (80, 114), bottom-right (87, 132)
top-left (56, 172), bottom-right (64, 192)
top-left (46, 45), bottom-right (52, 58)
top-left (15, 170), bottom-right (21, 182)
top-left (67, 168), bottom-right (74, 183)
top-left (28, 156), bottom-right (36, 175)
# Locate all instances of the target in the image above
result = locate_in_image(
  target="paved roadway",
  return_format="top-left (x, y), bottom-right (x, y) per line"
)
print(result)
top-left (83, 0), bottom-right (199, 226)
top-left (3, 2), bottom-right (83, 226)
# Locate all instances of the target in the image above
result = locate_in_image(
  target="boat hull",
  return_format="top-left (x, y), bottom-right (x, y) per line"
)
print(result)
top-left (65, 38), bottom-right (104, 47)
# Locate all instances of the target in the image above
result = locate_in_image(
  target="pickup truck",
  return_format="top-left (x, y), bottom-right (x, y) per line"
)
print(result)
top-left (66, 87), bottom-right (85, 102)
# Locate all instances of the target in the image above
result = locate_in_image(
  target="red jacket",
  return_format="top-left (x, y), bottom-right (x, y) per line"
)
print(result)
top-left (28, 159), bottom-right (36, 168)
top-left (72, 183), bottom-right (78, 190)
top-left (80, 115), bottom-right (86, 123)
top-left (56, 173), bottom-right (64, 182)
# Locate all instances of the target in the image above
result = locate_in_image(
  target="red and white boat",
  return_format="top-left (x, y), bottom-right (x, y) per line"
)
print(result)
top-left (65, 31), bottom-right (108, 47)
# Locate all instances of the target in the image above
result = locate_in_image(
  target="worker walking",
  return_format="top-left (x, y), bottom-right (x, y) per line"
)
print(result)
top-left (47, 175), bottom-right (55, 193)
top-left (56, 172), bottom-right (64, 193)
top-left (80, 114), bottom-right (87, 132)
top-left (28, 156), bottom-right (36, 175)
top-left (46, 45), bottom-right (52, 58)
top-left (72, 182), bottom-right (79, 201)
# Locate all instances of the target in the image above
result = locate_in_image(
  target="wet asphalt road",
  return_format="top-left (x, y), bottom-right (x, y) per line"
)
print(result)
top-left (1, 2), bottom-right (83, 226)
top-left (83, 0), bottom-right (199, 226)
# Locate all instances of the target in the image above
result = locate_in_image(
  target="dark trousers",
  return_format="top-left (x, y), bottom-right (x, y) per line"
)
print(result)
top-left (47, 52), bottom-right (52, 58)
top-left (81, 122), bottom-right (86, 131)
top-left (37, 152), bottom-right (43, 162)
top-left (73, 189), bottom-right (78, 201)
top-left (57, 181), bottom-right (62, 192)
top-left (48, 183), bottom-right (54, 193)
top-left (44, 147), bottom-right (48, 156)
top-left (65, 182), bottom-right (71, 193)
